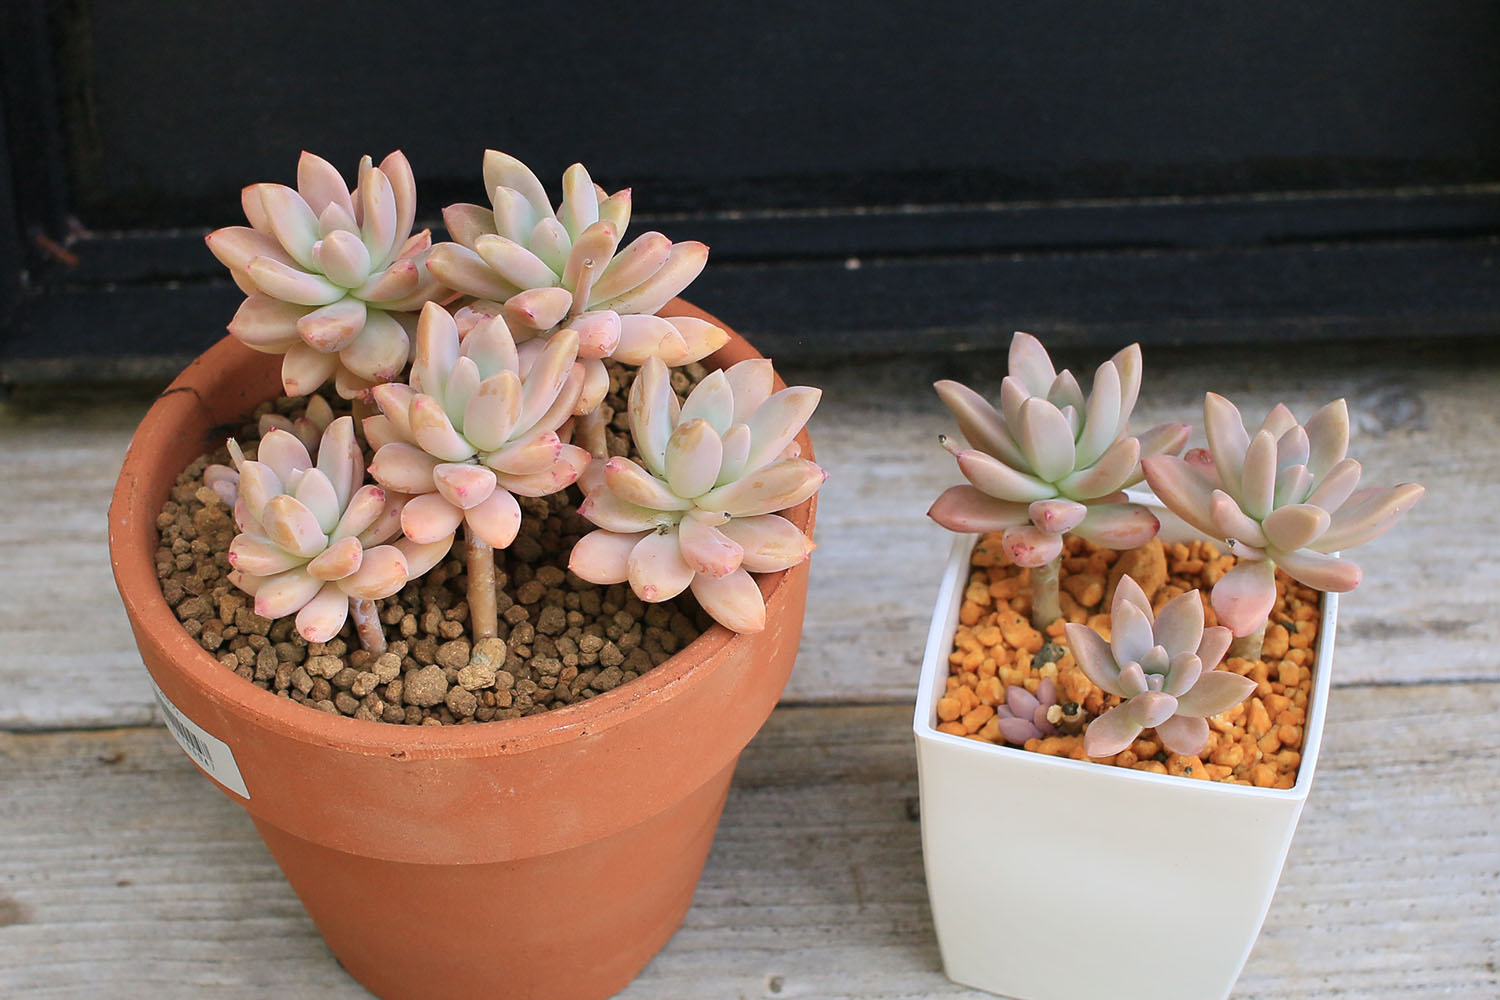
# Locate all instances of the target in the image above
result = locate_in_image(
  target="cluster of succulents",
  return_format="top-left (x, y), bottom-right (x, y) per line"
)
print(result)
top-left (930, 330), bottom-right (1423, 765)
top-left (207, 149), bottom-right (826, 650)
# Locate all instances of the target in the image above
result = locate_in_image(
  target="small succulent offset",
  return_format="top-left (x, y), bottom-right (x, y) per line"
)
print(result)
top-left (365, 301), bottom-right (591, 639)
top-left (207, 151), bottom-right (444, 399)
top-left (1066, 576), bottom-right (1255, 758)
top-left (223, 417), bottom-right (450, 653)
top-left (1143, 393), bottom-right (1425, 656)
top-left (569, 357), bottom-right (825, 633)
top-left (930, 332), bottom-right (1189, 627)
top-left (994, 677), bottom-right (1061, 746)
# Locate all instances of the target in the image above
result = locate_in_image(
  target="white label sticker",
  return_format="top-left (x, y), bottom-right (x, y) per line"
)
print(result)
top-left (149, 678), bottom-right (250, 799)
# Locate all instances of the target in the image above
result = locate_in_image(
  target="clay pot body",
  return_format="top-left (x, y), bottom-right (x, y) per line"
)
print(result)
top-left (109, 301), bottom-right (815, 1000)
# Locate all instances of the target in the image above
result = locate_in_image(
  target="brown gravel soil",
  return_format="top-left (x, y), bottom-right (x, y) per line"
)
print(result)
top-left (153, 362), bottom-right (714, 727)
top-left (936, 533), bottom-right (1320, 788)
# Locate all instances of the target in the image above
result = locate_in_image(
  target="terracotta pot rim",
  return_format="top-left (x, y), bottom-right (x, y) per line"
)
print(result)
top-left (109, 300), bottom-right (815, 759)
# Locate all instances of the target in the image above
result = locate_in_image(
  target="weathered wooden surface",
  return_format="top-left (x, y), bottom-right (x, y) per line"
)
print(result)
top-left (1, 691), bottom-right (1496, 998)
top-left (2, 342), bottom-right (1497, 997)
top-left (1, 337), bottom-right (1496, 729)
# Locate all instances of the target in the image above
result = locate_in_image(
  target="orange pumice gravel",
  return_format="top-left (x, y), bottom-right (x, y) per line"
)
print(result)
top-left (936, 532), bottom-right (1318, 787)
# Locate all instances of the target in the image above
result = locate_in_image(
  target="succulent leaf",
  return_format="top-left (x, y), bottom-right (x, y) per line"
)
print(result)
top-left (933, 379), bottom-right (1027, 469)
top-left (717, 514), bottom-right (815, 572)
top-left (1304, 398), bottom-right (1350, 479)
top-left (464, 489), bottom-right (524, 549)
top-left (690, 568), bottom-right (767, 634)
top-left (1056, 435), bottom-right (1139, 500)
top-left (1310, 482), bottom-right (1426, 553)
top-left (1008, 332), bottom-right (1057, 397)
top-left (953, 446), bottom-right (1057, 502)
top-left (1210, 559), bottom-right (1279, 637)
top-left (1172, 671), bottom-right (1258, 719)
top-left (1202, 392), bottom-right (1250, 498)
top-left (1074, 359), bottom-right (1122, 467)
top-left (1152, 715), bottom-right (1210, 756)
top-left (927, 485), bottom-right (1032, 533)
top-left (568, 529), bottom-right (649, 585)
top-left (1000, 524), bottom-right (1064, 568)
top-left (1070, 502), bottom-right (1159, 550)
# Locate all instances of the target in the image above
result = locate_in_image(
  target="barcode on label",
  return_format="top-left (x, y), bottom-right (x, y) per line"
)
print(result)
top-left (148, 678), bottom-right (251, 799)
top-left (157, 693), bottom-right (213, 767)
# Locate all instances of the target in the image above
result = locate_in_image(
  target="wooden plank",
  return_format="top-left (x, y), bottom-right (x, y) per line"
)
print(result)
top-left (0, 384), bottom-right (160, 729)
top-left (1, 688), bottom-right (1496, 997)
top-left (1, 338), bottom-right (1494, 728)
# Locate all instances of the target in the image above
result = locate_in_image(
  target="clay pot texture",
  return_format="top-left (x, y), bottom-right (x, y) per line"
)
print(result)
top-left (108, 300), bottom-right (816, 1000)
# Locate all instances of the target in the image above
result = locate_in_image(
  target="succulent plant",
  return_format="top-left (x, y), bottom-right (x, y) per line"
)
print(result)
top-left (1066, 576), bottom-right (1254, 758)
top-left (569, 356), bottom-right (825, 633)
top-left (930, 332), bottom-right (1189, 626)
top-left (426, 151), bottom-right (728, 442)
top-left (223, 417), bottom-right (450, 651)
top-left (1142, 394), bottom-right (1425, 644)
top-left (206, 151), bottom-right (444, 399)
top-left (994, 677), bottom-right (1060, 745)
top-left (364, 301), bottom-right (592, 639)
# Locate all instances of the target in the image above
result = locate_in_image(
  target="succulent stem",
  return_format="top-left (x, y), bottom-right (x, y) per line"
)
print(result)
top-left (1051, 700), bottom-right (1087, 735)
top-left (575, 407), bottom-right (610, 460)
top-left (349, 597), bottom-right (387, 656)
top-left (1228, 620), bottom-right (1268, 663)
top-left (1030, 555), bottom-right (1062, 629)
top-left (466, 526), bottom-right (498, 640)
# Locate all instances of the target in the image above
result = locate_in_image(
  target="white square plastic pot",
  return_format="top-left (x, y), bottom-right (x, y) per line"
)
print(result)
top-left (913, 507), bottom-right (1336, 1000)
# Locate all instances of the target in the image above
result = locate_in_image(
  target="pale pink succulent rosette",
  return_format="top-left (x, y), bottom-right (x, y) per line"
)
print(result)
top-left (223, 417), bottom-right (450, 643)
top-left (929, 332), bottom-right (1189, 567)
top-left (1142, 394), bottom-right (1425, 636)
top-left (363, 301), bottom-right (592, 553)
top-left (1068, 577), bottom-right (1256, 758)
top-left (427, 151), bottom-right (727, 427)
top-left (206, 150), bottom-right (445, 399)
top-left (569, 357), bottom-right (826, 634)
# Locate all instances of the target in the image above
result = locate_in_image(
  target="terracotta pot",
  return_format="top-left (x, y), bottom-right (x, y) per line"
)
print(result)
top-left (108, 301), bottom-right (816, 1000)
top-left (913, 497), bottom-right (1334, 1000)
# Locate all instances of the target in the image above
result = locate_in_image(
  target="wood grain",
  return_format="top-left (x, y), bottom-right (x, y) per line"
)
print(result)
top-left (2, 337), bottom-right (1496, 728)
top-left (1, 688), bottom-right (1496, 998)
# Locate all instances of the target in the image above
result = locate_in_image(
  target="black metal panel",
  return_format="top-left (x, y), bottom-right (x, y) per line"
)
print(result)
top-left (3, 0), bottom-right (1500, 377)
top-left (8, 236), bottom-right (1497, 382)
top-left (47, 1), bottom-right (1500, 226)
